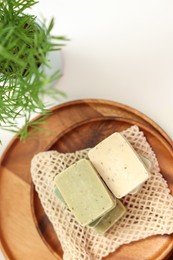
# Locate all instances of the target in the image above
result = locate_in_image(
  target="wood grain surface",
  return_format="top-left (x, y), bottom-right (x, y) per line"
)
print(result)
top-left (0, 99), bottom-right (173, 260)
top-left (31, 116), bottom-right (173, 260)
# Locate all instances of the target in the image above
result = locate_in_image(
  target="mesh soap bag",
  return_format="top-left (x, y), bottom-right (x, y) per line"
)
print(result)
top-left (31, 125), bottom-right (173, 260)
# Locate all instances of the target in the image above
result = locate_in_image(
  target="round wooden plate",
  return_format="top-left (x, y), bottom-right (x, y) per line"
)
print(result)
top-left (0, 99), bottom-right (172, 260)
top-left (31, 116), bottom-right (173, 260)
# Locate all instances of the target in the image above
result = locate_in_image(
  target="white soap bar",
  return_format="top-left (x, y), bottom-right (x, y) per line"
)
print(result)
top-left (130, 155), bottom-right (152, 195)
top-left (88, 133), bottom-right (150, 198)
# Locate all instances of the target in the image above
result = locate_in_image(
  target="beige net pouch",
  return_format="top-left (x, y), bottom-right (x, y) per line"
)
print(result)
top-left (31, 125), bottom-right (173, 260)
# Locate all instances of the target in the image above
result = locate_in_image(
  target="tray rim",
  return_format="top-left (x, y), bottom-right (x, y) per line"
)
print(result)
top-left (0, 98), bottom-right (172, 166)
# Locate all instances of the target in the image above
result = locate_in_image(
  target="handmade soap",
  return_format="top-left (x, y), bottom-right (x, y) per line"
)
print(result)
top-left (130, 155), bottom-right (151, 195)
top-left (54, 186), bottom-right (125, 235)
top-left (88, 133), bottom-right (150, 198)
top-left (54, 159), bottom-right (116, 226)
top-left (92, 199), bottom-right (126, 234)
top-left (89, 198), bottom-right (117, 228)
top-left (54, 187), bottom-right (66, 204)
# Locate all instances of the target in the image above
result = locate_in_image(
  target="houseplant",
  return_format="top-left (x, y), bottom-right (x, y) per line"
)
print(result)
top-left (0, 0), bottom-right (67, 140)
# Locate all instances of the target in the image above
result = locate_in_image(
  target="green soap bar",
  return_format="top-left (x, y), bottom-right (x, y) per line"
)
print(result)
top-left (89, 216), bottom-right (102, 227)
top-left (92, 199), bottom-right (126, 234)
top-left (54, 187), bottom-right (66, 204)
top-left (54, 186), bottom-right (116, 228)
top-left (89, 198), bottom-right (117, 227)
top-left (54, 159), bottom-right (115, 226)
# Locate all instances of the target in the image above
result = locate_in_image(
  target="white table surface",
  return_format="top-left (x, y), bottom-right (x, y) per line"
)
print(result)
top-left (0, 0), bottom-right (173, 259)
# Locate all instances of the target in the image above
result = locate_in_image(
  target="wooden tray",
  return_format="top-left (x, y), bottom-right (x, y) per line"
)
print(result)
top-left (0, 99), bottom-right (173, 260)
top-left (31, 116), bottom-right (173, 260)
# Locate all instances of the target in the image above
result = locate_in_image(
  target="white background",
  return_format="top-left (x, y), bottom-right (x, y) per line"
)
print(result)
top-left (31, 0), bottom-right (173, 139)
top-left (0, 0), bottom-right (173, 259)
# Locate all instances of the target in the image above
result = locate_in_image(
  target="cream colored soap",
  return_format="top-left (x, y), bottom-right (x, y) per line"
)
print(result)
top-left (54, 159), bottom-right (116, 226)
top-left (130, 155), bottom-right (151, 195)
top-left (88, 133), bottom-right (150, 198)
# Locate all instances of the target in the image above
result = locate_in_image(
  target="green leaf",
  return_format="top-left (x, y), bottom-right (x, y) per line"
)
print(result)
top-left (0, 0), bottom-right (68, 142)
